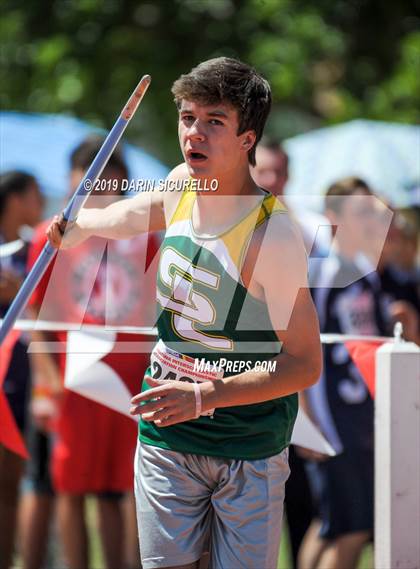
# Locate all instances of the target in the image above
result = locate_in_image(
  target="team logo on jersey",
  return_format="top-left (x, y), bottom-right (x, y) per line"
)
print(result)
top-left (157, 247), bottom-right (233, 350)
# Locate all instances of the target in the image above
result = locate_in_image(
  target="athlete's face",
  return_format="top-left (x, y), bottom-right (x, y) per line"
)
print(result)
top-left (178, 99), bottom-right (256, 182)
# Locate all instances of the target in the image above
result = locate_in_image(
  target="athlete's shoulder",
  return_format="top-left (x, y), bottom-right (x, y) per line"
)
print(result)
top-left (247, 197), bottom-right (308, 293)
top-left (256, 195), bottom-right (305, 255)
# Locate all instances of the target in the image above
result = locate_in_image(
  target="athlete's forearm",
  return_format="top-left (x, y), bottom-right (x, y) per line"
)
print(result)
top-left (57, 192), bottom-right (164, 248)
top-left (50, 203), bottom-right (133, 249)
top-left (200, 352), bottom-right (321, 411)
top-left (67, 200), bottom-right (141, 244)
top-left (130, 349), bottom-right (321, 426)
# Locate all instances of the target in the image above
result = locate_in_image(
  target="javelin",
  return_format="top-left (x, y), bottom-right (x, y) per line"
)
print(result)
top-left (0, 75), bottom-right (151, 345)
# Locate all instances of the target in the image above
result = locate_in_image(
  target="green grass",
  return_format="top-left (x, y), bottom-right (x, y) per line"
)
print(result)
top-left (358, 544), bottom-right (374, 569)
top-left (277, 522), bottom-right (293, 568)
top-left (87, 497), bottom-right (105, 569)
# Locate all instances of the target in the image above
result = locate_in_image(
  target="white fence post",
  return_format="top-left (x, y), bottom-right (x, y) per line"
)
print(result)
top-left (375, 341), bottom-right (420, 569)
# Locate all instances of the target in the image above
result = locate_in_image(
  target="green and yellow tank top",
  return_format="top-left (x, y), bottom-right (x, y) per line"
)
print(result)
top-left (139, 188), bottom-right (298, 460)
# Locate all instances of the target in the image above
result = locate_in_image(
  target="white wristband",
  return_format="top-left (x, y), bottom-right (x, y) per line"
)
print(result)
top-left (193, 382), bottom-right (202, 418)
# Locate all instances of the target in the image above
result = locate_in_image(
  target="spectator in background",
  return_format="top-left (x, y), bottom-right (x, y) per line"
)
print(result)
top-left (25, 136), bottom-right (158, 569)
top-left (299, 177), bottom-right (391, 569)
top-left (0, 171), bottom-right (44, 569)
top-left (252, 138), bottom-right (289, 195)
top-left (252, 138), bottom-right (331, 257)
top-left (251, 141), bottom-right (320, 568)
top-left (375, 206), bottom-right (419, 344)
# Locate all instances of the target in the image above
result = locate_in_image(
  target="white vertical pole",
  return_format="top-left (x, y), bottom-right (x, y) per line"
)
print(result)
top-left (375, 341), bottom-right (420, 569)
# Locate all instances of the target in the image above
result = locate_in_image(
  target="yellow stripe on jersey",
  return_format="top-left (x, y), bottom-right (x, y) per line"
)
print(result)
top-left (169, 185), bottom-right (195, 225)
top-left (221, 193), bottom-right (287, 270)
top-left (169, 183), bottom-right (287, 272)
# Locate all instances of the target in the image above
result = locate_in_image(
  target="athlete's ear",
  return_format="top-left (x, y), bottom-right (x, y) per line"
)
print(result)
top-left (240, 130), bottom-right (256, 151)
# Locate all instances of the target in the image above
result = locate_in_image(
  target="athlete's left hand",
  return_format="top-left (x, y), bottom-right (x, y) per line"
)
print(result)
top-left (130, 376), bottom-right (200, 427)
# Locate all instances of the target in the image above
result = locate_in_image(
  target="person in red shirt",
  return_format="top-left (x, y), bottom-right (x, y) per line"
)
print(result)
top-left (26, 136), bottom-right (159, 569)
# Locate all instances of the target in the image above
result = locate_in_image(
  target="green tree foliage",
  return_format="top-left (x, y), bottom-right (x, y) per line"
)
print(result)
top-left (1, 0), bottom-right (419, 165)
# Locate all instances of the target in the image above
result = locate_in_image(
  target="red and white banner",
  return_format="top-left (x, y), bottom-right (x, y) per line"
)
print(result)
top-left (64, 331), bottom-right (151, 416)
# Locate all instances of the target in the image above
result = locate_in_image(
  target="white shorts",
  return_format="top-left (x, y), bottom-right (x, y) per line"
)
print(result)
top-left (134, 441), bottom-right (290, 569)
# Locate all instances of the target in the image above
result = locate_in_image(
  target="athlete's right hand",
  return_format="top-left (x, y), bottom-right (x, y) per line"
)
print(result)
top-left (46, 214), bottom-right (83, 249)
top-left (46, 214), bottom-right (67, 249)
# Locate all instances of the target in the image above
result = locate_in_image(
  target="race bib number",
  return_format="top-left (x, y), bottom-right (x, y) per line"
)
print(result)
top-left (150, 340), bottom-right (224, 416)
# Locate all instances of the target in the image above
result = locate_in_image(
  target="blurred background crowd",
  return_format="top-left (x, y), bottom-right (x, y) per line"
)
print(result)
top-left (1, 1), bottom-right (419, 568)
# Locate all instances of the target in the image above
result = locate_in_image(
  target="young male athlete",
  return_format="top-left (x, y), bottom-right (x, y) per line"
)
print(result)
top-left (47, 58), bottom-right (322, 569)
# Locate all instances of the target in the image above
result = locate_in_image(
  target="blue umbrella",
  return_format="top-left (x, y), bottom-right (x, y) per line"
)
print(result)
top-left (284, 119), bottom-right (420, 210)
top-left (0, 110), bottom-right (169, 214)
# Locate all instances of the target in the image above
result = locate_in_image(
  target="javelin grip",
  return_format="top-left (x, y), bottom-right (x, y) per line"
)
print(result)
top-left (0, 75), bottom-right (151, 345)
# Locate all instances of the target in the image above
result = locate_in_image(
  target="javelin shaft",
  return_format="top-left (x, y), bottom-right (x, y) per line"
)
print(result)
top-left (0, 75), bottom-right (151, 345)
